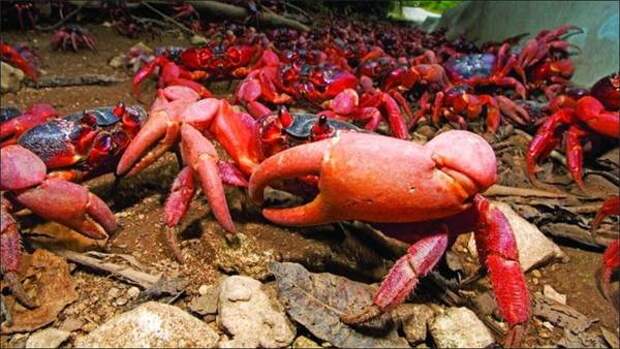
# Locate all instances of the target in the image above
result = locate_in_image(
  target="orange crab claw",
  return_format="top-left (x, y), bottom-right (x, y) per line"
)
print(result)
top-left (249, 130), bottom-right (496, 226)
top-left (574, 96), bottom-right (620, 139)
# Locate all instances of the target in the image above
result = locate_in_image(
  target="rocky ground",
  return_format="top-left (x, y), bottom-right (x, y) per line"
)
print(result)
top-left (1, 24), bottom-right (619, 348)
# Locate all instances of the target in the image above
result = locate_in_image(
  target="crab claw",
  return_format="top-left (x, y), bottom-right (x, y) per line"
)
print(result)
top-left (600, 240), bottom-right (620, 306)
top-left (249, 130), bottom-right (496, 226)
top-left (574, 96), bottom-right (620, 139)
top-left (180, 123), bottom-right (235, 233)
top-left (525, 109), bottom-right (572, 182)
top-left (14, 179), bottom-right (116, 240)
top-left (0, 104), bottom-right (57, 146)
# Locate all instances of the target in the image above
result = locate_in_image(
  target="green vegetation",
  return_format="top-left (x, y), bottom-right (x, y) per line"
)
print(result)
top-left (400, 1), bottom-right (461, 14)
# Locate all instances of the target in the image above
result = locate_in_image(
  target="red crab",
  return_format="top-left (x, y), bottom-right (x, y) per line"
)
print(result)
top-left (51, 25), bottom-right (96, 52)
top-left (1, 104), bottom-right (57, 146)
top-left (249, 130), bottom-right (530, 347)
top-left (526, 73), bottom-right (620, 189)
top-left (116, 85), bottom-right (354, 261)
top-left (132, 42), bottom-right (263, 99)
top-left (591, 195), bottom-right (620, 307)
top-left (1, 42), bottom-right (39, 80)
top-left (1, 103), bottom-right (145, 312)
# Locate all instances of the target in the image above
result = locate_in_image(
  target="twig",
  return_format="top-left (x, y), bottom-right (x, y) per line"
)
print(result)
top-left (144, 0), bottom-right (311, 32)
top-left (282, 1), bottom-right (312, 22)
top-left (36, 1), bottom-right (90, 31)
top-left (483, 184), bottom-right (569, 198)
top-left (24, 75), bottom-right (124, 89)
top-left (52, 248), bottom-right (160, 289)
top-left (141, 1), bottom-right (195, 36)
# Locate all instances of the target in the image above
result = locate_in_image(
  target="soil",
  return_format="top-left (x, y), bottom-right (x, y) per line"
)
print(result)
top-left (1, 25), bottom-right (618, 348)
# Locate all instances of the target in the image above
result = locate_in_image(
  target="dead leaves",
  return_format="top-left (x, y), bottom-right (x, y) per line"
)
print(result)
top-left (1, 249), bottom-right (78, 334)
top-left (269, 262), bottom-right (409, 348)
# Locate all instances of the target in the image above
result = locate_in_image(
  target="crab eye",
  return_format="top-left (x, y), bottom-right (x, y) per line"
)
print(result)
top-left (113, 102), bottom-right (126, 117)
top-left (278, 107), bottom-right (293, 127)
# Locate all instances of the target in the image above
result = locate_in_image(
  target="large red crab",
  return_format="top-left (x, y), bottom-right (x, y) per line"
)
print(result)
top-left (1, 103), bottom-right (145, 313)
top-left (132, 42), bottom-right (263, 99)
top-left (248, 130), bottom-right (530, 347)
top-left (526, 73), bottom-right (620, 189)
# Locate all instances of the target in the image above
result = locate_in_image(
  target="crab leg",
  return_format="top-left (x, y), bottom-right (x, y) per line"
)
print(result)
top-left (574, 96), bottom-right (620, 139)
top-left (0, 104), bottom-right (57, 146)
top-left (180, 123), bottom-right (235, 233)
top-left (565, 125), bottom-right (588, 189)
top-left (163, 166), bottom-right (196, 262)
top-left (600, 240), bottom-right (620, 304)
top-left (525, 109), bottom-right (572, 181)
top-left (473, 195), bottom-right (530, 347)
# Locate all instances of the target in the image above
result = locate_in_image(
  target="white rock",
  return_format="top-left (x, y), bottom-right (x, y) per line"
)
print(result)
top-left (75, 302), bottom-right (218, 348)
top-left (199, 284), bottom-right (209, 295)
top-left (217, 276), bottom-right (295, 348)
top-left (26, 328), bottom-right (70, 348)
top-left (543, 284), bottom-right (567, 304)
top-left (468, 201), bottom-right (566, 272)
top-left (1, 62), bottom-right (25, 94)
top-left (127, 286), bottom-right (140, 299)
top-left (429, 307), bottom-right (494, 348)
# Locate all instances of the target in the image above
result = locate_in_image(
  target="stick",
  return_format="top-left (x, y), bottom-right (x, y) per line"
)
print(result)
top-left (483, 184), bottom-right (569, 198)
top-left (146, 0), bottom-right (310, 32)
top-left (36, 1), bottom-right (90, 31)
top-left (24, 75), bottom-right (124, 89)
top-left (52, 249), bottom-right (161, 289)
top-left (141, 1), bottom-right (195, 36)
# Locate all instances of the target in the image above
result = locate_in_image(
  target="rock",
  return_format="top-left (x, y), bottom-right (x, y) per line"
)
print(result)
top-left (189, 284), bottom-right (219, 316)
top-left (543, 285), bottom-right (566, 304)
top-left (114, 297), bottom-right (128, 306)
top-left (190, 35), bottom-right (208, 46)
top-left (108, 54), bottom-right (126, 68)
top-left (532, 269), bottom-right (542, 278)
top-left (429, 307), bottom-right (494, 348)
top-left (1, 62), bottom-right (25, 94)
top-left (25, 328), bottom-right (70, 348)
top-left (130, 42), bottom-right (153, 54)
top-left (217, 276), bottom-right (295, 348)
top-left (107, 287), bottom-right (121, 299)
top-left (127, 287), bottom-right (140, 299)
top-left (75, 302), bottom-right (218, 348)
top-left (469, 202), bottom-right (566, 272)
top-left (292, 336), bottom-right (321, 348)
top-left (397, 304), bottom-right (435, 345)
top-left (215, 233), bottom-right (277, 280)
top-left (198, 284), bottom-right (209, 295)
top-left (59, 318), bottom-right (84, 332)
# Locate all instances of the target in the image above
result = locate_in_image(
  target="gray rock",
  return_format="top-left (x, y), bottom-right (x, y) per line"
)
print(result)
top-left (429, 307), bottom-right (494, 348)
top-left (1, 62), bottom-right (25, 94)
top-left (217, 276), bottom-right (295, 348)
top-left (543, 284), bottom-right (567, 305)
top-left (75, 302), bottom-right (218, 348)
top-left (397, 304), bottom-right (435, 345)
top-left (189, 284), bottom-right (219, 316)
top-left (25, 328), bottom-right (70, 348)
top-left (292, 336), bottom-right (321, 348)
top-left (468, 201), bottom-right (566, 272)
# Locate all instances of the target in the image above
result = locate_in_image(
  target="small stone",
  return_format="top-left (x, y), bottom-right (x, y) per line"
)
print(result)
top-left (542, 321), bottom-right (554, 330)
top-left (127, 287), bottom-right (140, 299)
top-left (532, 277), bottom-right (539, 285)
top-left (26, 328), bottom-right (70, 348)
top-left (531, 269), bottom-right (542, 278)
top-left (189, 285), bottom-right (219, 316)
top-left (429, 307), bottom-right (494, 348)
top-left (190, 35), bottom-right (208, 46)
top-left (292, 336), bottom-right (321, 348)
top-left (137, 214), bottom-right (145, 220)
top-left (107, 287), bottom-right (120, 299)
top-left (198, 284), bottom-right (209, 295)
top-left (76, 302), bottom-right (218, 348)
top-left (1, 61), bottom-right (25, 94)
top-left (397, 304), bottom-right (435, 345)
top-left (217, 275), bottom-right (295, 348)
top-left (115, 297), bottom-right (128, 306)
top-left (543, 285), bottom-right (566, 305)
top-left (60, 318), bottom-right (85, 332)
top-left (538, 330), bottom-right (550, 339)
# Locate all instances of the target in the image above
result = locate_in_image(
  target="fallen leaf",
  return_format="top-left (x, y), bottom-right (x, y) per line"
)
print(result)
top-left (269, 262), bottom-right (410, 348)
top-left (1, 249), bottom-right (78, 334)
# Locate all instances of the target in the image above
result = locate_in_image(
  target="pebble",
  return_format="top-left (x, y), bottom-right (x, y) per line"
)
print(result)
top-left (539, 330), bottom-right (551, 339)
top-left (217, 275), bottom-right (295, 348)
top-left (429, 307), bottom-right (494, 348)
top-left (532, 277), bottom-right (539, 285)
top-left (542, 321), bottom-right (554, 330)
top-left (198, 284), bottom-right (209, 295)
top-left (127, 287), bottom-right (140, 299)
top-left (107, 287), bottom-right (120, 299)
top-left (543, 284), bottom-right (567, 304)
top-left (397, 304), bottom-right (435, 344)
top-left (292, 336), bottom-right (321, 348)
top-left (115, 297), bottom-right (128, 306)
top-left (531, 269), bottom-right (542, 278)
top-left (60, 318), bottom-right (85, 332)
top-left (25, 328), bottom-right (70, 348)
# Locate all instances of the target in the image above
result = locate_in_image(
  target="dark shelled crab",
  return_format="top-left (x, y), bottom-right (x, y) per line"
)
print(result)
top-left (51, 24), bottom-right (96, 52)
top-left (0, 103), bottom-right (145, 322)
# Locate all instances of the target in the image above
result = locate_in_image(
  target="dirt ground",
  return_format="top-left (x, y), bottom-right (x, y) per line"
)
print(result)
top-left (1, 25), bottom-right (619, 348)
